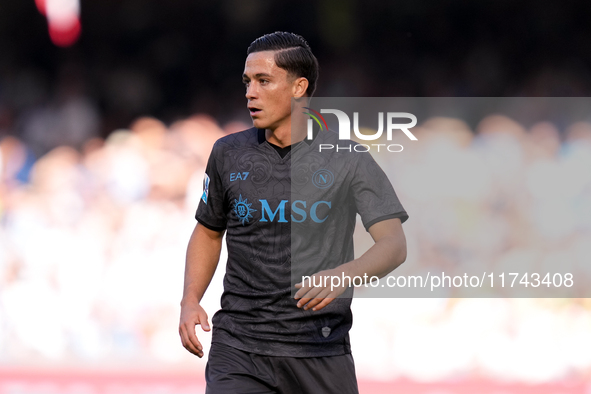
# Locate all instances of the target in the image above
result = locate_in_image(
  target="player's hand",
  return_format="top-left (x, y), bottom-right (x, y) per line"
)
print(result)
top-left (179, 300), bottom-right (210, 358)
top-left (294, 268), bottom-right (348, 312)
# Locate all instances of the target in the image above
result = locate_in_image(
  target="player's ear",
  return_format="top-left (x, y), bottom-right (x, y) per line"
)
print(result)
top-left (292, 77), bottom-right (309, 98)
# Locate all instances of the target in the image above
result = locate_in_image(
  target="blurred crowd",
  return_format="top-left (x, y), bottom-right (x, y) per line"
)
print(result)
top-left (4, 1), bottom-right (591, 143)
top-left (352, 116), bottom-right (591, 382)
top-left (1, 112), bottom-right (591, 383)
top-left (384, 115), bottom-right (591, 295)
top-left (0, 115), bottom-right (244, 368)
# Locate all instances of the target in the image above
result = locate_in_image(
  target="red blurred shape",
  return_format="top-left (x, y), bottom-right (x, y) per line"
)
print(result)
top-left (35, 0), bottom-right (46, 15)
top-left (48, 18), bottom-right (81, 47)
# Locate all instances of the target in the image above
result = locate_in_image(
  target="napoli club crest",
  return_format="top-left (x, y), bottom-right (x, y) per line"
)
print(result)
top-left (312, 169), bottom-right (334, 189)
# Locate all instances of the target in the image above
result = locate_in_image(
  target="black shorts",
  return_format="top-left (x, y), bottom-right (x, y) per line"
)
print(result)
top-left (205, 342), bottom-right (359, 394)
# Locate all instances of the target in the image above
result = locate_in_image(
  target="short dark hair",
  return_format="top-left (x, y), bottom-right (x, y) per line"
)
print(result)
top-left (247, 32), bottom-right (319, 97)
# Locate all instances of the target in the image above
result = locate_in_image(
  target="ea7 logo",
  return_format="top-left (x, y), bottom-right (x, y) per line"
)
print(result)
top-left (230, 172), bottom-right (249, 181)
top-left (306, 109), bottom-right (418, 141)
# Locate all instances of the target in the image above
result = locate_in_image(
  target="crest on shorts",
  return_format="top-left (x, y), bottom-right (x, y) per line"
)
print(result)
top-left (321, 326), bottom-right (331, 338)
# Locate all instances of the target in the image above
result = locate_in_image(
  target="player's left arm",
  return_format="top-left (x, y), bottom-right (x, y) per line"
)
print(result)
top-left (294, 217), bottom-right (406, 311)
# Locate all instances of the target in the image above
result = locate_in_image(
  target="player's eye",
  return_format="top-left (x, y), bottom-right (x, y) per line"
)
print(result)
top-left (260, 79), bottom-right (269, 85)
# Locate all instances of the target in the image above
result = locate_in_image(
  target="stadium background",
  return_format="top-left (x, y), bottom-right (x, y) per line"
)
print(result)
top-left (1, 1), bottom-right (591, 393)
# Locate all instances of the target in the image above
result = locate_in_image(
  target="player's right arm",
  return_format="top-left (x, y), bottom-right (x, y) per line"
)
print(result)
top-left (179, 222), bottom-right (225, 358)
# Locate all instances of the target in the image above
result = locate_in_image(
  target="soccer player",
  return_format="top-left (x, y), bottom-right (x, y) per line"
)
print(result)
top-left (179, 32), bottom-right (408, 394)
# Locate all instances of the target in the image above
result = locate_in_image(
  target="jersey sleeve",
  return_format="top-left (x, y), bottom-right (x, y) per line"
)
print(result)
top-left (195, 142), bottom-right (227, 231)
top-left (350, 151), bottom-right (408, 231)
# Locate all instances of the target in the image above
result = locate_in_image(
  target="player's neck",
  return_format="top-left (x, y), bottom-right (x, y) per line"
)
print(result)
top-left (265, 112), bottom-right (307, 148)
top-left (265, 125), bottom-right (290, 148)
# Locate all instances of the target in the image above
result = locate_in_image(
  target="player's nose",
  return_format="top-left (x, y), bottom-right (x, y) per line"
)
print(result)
top-left (245, 83), bottom-right (257, 100)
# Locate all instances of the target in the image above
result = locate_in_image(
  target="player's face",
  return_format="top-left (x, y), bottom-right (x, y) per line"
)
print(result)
top-left (243, 51), bottom-right (297, 131)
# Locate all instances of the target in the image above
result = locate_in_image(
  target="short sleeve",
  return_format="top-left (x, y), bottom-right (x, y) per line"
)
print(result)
top-left (195, 142), bottom-right (227, 231)
top-left (350, 151), bottom-right (408, 231)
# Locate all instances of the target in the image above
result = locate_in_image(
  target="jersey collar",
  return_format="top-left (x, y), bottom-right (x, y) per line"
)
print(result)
top-left (257, 128), bottom-right (318, 146)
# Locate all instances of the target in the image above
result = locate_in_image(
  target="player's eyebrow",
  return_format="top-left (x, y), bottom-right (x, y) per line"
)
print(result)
top-left (242, 73), bottom-right (272, 80)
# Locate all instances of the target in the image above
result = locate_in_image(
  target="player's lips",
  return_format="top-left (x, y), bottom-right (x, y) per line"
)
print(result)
top-left (248, 106), bottom-right (261, 116)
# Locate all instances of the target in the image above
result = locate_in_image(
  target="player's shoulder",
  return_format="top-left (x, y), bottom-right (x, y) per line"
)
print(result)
top-left (317, 128), bottom-right (369, 160)
top-left (212, 127), bottom-right (259, 151)
top-left (318, 128), bottom-right (340, 144)
top-left (318, 128), bottom-right (358, 148)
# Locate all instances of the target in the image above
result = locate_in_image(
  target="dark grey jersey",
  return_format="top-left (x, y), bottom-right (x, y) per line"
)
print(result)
top-left (195, 127), bottom-right (407, 357)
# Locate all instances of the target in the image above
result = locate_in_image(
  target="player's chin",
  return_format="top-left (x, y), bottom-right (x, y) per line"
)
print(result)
top-left (251, 118), bottom-right (269, 129)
